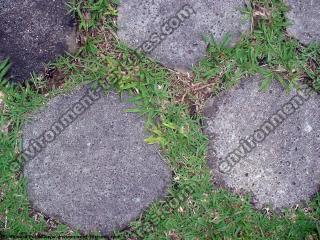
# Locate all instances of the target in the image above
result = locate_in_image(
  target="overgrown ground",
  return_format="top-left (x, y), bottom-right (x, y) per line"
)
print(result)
top-left (0, 0), bottom-right (320, 239)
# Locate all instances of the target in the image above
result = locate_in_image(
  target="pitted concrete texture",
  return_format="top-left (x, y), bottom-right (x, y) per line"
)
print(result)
top-left (203, 75), bottom-right (320, 209)
top-left (0, 0), bottom-right (77, 83)
top-left (286, 0), bottom-right (320, 45)
top-left (23, 86), bottom-right (171, 235)
top-left (117, 0), bottom-right (250, 72)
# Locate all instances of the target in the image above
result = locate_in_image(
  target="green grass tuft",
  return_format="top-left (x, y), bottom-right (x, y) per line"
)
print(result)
top-left (0, 0), bottom-right (319, 239)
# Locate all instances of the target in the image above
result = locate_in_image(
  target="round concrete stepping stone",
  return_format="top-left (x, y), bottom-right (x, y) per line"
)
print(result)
top-left (203, 75), bottom-right (320, 209)
top-left (286, 0), bottom-right (320, 45)
top-left (22, 86), bottom-right (171, 235)
top-left (117, 0), bottom-right (250, 71)
top-left (0, 0), bottom-right (77, 83)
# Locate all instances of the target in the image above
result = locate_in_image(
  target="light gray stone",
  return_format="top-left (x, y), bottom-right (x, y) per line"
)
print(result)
top-left (203, 75), bottom-right (320, 209)
top-left (117, 0), bottom-right (250, 72)
top-left (23, 86), bottom-right (171, 235)
top-left (286, 0), bottom-right (320, 45)
top-left (0, 0), bottom-right (78, 83)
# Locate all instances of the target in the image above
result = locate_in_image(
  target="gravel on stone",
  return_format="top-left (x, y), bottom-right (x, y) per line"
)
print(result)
top-left (23, 85), bottom-right (171, 235)
top-left (117, 0), bottom-right (250, 72)
top-left (286, 0), bottom-right (320, 45)
top-left (0, 0), bottom-right (77, 83)
top-left (203, 75), bottom-right (320, 209)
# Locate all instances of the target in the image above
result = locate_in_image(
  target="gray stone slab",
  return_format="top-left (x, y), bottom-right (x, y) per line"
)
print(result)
top-left (22, 86), bottom-right (171, 235)
top-left (286, 0), bottom-right (320, 45)
top-left (0, 0), bottom-right (77, 83)
top-left (203, 75), bottom-right (320, 209)
top-left (117, 0), bottom-right (250, 72)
